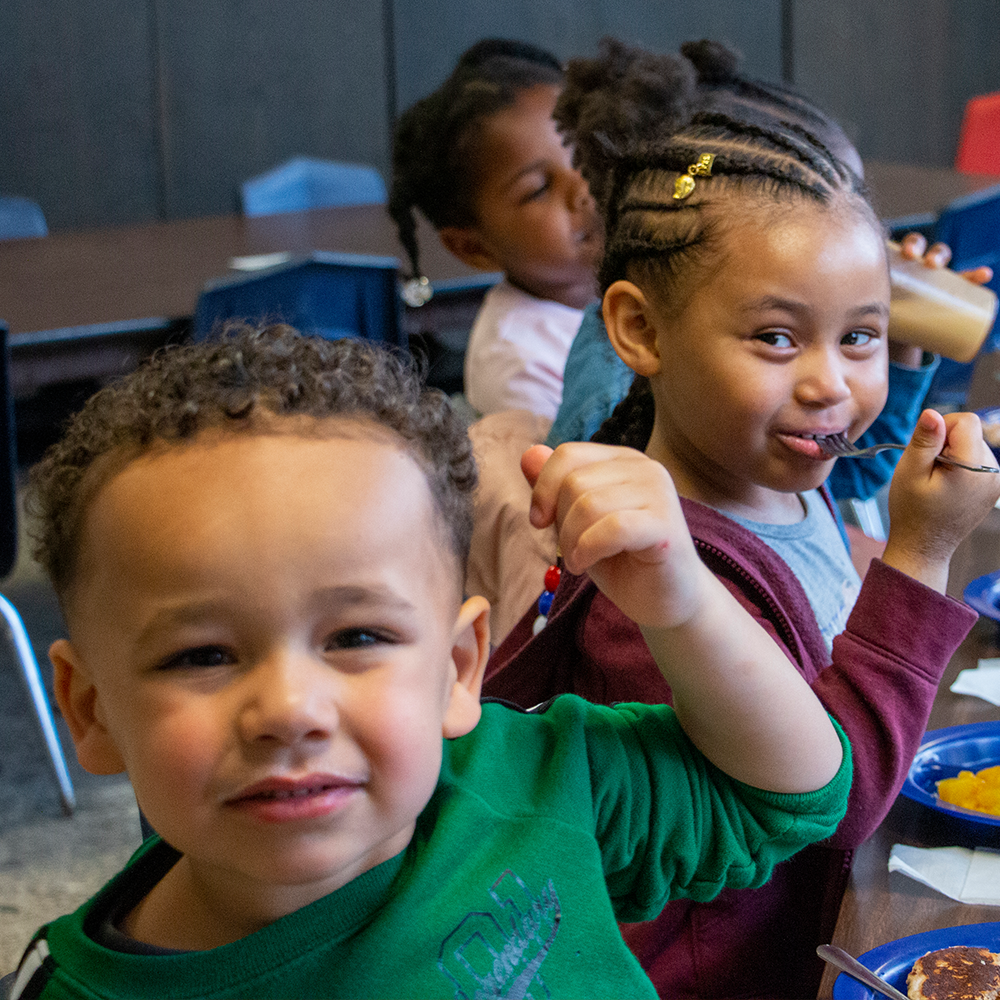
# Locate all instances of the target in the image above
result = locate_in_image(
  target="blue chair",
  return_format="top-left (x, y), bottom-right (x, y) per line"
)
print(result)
top-left (922, 182), bottom-right (1000, 409)
top-left (192, 251), bottom-right (405, 348)
top-left (0, 196), bottom-right (47, 239)
top-left (0, 320), bottom-right (75, 815)
top-left (240, 157), bottom-right (387, 216)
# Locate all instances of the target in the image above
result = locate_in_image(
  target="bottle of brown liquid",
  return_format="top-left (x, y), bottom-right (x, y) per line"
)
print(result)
top-left (887, 240), bottom-right (999, 362)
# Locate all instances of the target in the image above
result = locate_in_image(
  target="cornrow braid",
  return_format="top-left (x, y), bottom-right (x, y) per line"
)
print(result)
top-left (590, 374), bottom-right (655, 451)
top-left (388, 39), bottom-right (564, 284)
top-left (575, 102), bottom-right (875, 294)
top-left (574, 39), bottom-right (886, 449)
top-left (679, 39), bottom-right (859, 171)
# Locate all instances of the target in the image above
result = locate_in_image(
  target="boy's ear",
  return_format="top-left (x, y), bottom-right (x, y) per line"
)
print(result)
top-left (603, 280), bottom-right (663, 377)
top-left (49, 639), bottom-right (127, 776)
top-left (438, 227), bottom-right (502, 273)
top-left (442, 595), bottom-right (491, 739)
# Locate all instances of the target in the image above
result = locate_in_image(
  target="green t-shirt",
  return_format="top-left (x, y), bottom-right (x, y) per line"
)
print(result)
top-left (10, 696), bottom-right (851, 999)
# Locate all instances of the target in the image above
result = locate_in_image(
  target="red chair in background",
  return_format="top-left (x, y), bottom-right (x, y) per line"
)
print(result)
top-left (955, 92), bottom-right (1000, 175)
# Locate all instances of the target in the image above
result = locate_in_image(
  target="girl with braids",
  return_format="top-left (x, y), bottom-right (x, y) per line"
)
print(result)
top-left (389, 38), bottom-right (601, 421)
top-left (547, 38), bottom-right (989, 496)
top-left (461, 38), bottom-right (986, 645)
top-left (484, 40), bottom-right (1000, 1000)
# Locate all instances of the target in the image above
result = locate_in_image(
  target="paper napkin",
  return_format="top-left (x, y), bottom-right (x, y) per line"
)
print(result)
top-left (228, 252), bottom-right (292, 271)
top-left (950, 659), bottom-right (1000, 706)
top-left (889, 844), bottom-right (1000, 905)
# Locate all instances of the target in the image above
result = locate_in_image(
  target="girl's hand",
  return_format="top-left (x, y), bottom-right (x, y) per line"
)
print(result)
top-left (882, 408), bottom-right (1000, 592)
top-left (522, 442), bottom-right (710, 630)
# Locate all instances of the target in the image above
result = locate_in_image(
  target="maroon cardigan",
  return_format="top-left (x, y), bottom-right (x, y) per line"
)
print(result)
top-left (484, 495), bottom-right (976, 999)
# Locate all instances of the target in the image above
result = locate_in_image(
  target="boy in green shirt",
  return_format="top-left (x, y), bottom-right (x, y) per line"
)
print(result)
top-left (7, 323), bottom-right (849, 999)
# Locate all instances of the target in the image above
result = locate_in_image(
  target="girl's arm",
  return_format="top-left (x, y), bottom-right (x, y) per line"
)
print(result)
top-left (524, 442), bottom-right (843, 793)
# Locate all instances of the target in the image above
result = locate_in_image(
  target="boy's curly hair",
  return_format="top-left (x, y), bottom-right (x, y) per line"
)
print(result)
top-left (27, 323), bottom-right (478, 602)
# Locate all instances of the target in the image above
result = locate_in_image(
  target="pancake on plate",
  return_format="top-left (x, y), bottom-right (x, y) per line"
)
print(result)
top-left (907, 945), bottom-right (1000, 999)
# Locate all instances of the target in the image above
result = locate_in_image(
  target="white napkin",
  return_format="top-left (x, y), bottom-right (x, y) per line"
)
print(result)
top-left (949, 659), bottom-right (1000, 706)
top-left (889, 844), bottom-right (1000, 904)
top-left (228, 252), bottom-right (292, 271)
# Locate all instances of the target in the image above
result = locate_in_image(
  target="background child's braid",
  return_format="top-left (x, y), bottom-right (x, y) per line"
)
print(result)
top-left (388, 39), bottom-right (564, 285)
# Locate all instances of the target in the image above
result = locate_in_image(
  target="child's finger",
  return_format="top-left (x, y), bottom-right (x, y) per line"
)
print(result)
top-left (565, 508), bottom-right (670, 575)
top-left (525, 441), bottom-right (614, 529)
top-left (520, 444), bottom-right (552, 489)
top-left (899, 231), bottom-right (927, 259)
top-left (557, 480), bottom-right (662, 572)
top-left (919, 241), bottom-right (952, 269)
top-left (940, 410), bottom-right (1000, 470)
top-left (905, 408), bottom-right (946, 459)
top-left (959, 264), bottom-right (993, 286)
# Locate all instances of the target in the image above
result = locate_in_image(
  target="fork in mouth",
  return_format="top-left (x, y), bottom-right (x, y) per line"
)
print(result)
top-left (815, 431), bottom-right (1000, 473)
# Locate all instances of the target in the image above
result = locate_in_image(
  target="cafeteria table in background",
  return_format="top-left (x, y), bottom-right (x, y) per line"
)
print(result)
top-left (0, 203), bottom-right (494, 462)
top-left (3, 160), bottom-right (999, 462)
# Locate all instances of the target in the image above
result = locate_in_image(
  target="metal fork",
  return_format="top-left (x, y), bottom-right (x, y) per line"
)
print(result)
top-left (817, 431), bottom-right (999, 473)
top-left (816, 944), bottom-right (909, 1000)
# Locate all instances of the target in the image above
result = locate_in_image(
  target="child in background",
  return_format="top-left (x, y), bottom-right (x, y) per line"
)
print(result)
top-left (6, 324), bottom-right (850, 999)
top-left (389, 38), bottom-right (601, 421)
top-left (484, 42), bottom-right (1000, 1000)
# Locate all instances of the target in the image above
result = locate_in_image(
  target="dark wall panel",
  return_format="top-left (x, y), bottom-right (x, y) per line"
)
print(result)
top-left (154, 0), bottom-right (390, 220)
top-left (794, 0), bottom-right (1000, 168)
top-left (0, 0), bottom-right (160, 230)
top-left (393, 0), bottom-right (784, 111)
top-left (5, 1), bottom-right (999, 234)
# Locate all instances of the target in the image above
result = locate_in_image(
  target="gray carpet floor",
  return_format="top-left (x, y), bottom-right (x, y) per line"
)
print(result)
top-left (0, 488), bottom-right (141, 976)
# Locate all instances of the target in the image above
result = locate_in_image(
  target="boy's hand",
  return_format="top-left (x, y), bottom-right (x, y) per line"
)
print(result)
top-left (524, 441), bottom-right (845, 792)
top-left (882, 408), bottom-right (1000, 592)
top-left (523, 442), bottom-right (710, 629)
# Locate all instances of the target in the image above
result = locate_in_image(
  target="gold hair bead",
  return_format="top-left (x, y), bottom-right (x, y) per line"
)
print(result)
top-left (672, 153), bottom-right (716, 200)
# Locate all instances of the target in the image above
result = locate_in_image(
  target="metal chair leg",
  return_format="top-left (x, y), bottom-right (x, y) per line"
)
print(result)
top-left (0, 592), bottom-right (75, 815)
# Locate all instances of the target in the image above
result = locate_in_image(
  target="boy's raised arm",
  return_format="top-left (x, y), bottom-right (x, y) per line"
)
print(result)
top-left (524, 442), bottom-right (844, 794)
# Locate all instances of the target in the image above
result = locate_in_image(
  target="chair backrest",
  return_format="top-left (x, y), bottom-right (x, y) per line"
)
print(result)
top-left (933, 182), bottom-right (1000, 275)
top-left (955, 92), bottom-right (1000, 175)
top-left (923, 183), bottom-right (1000, 408)
top-left (192, 251), bottom-right (405, 348)
top-left (0, 195), bottom-right (48, 240)
top-left (1, 321), bottom-right (18, 579)
top-left (240, 157), bottom-right (387, 216)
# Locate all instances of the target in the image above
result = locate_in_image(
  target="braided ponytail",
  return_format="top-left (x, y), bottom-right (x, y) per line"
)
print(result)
top-left (591, 375), bottom-right (655, 451)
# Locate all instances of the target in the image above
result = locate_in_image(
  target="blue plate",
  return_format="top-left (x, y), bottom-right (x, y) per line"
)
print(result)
top-left (831, 922), bottom-right (1000, 998)
top-left (900, 722), bottom-right (1000, 828)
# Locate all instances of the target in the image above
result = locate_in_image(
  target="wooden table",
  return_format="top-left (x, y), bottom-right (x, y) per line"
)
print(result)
top-left (863, 160), bottom-right (1000, 227)
top-left (0, 204), bottom-right (487, 401)
top-left (817, 529), bottom-right (1000, 998)
top-left (3, 161), bottom-right (997, 337)
top-left (3, 160), bottom-right (999, 415)
top-left (0, 204), bottom-right (476, 337)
